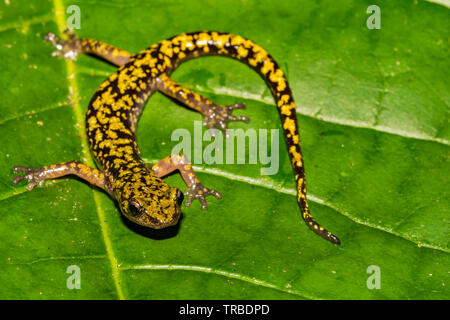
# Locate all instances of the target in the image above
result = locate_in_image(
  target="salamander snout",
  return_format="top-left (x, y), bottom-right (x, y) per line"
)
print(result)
top-left (121, 187), bottom-right (183, 229)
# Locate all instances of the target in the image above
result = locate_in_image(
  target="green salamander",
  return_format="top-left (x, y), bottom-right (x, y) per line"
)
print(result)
top-left (12, 30), bottom-right (340, 244)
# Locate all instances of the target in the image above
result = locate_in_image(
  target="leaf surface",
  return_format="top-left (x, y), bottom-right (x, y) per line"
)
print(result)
top-left (0, 0), bottom-right (448, 299)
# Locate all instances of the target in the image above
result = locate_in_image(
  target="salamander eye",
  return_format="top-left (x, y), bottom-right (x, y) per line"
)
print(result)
top-left (128, 201), bottom-right (142, 218)
top-left (176, 189), bottom-right (184, 206)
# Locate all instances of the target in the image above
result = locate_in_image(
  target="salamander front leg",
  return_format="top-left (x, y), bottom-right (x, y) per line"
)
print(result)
top-left (12, 161), bottom-right (112, 196)
top-left (156, 74), bottom-right (249, 137)
top-left (150, 154), bottom-right (222, 210)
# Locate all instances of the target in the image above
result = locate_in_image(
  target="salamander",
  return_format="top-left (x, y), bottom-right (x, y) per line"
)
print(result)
top-left (12, 30), bottom-right (340, 244)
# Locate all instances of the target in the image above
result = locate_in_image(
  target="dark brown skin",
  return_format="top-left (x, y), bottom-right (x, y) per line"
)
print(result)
top-left (12, 30), bottom-right (340, 245)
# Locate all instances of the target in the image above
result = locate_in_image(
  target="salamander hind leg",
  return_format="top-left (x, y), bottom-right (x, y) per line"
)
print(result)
top-left (202, 103), bottom-right (249, 137)
top-left (44, 29), bottom-right (132, 66)
top-left (157, 74), bottom-right (249, 137)
top-left (44, 29), bottom-right (84, 60)
top-left (150, 154), bottom-right (222, 210)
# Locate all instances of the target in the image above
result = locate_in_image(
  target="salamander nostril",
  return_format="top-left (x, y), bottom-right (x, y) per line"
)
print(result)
top-left (176, 189), bottom-right (184, 206)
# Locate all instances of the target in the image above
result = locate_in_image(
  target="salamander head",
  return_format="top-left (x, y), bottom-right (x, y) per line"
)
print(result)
top-left (115, 171), bottom-right (183, 229)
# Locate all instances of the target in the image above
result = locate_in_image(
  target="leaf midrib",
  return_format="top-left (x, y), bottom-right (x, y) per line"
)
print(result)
top-left (51, 0), bottom-right (124, 300)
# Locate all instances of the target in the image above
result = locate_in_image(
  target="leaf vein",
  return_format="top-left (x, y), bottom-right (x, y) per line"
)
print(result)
top-left (147, 160), bottom-right (450, 254)
top-left (0, 100), bottom-right (69, 126)
top-left (0, 13), bottom-right (53, 33)
top-left (123, 264), bottom-right (316, 299)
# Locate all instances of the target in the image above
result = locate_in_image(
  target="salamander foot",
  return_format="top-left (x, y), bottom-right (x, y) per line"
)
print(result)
top-left (44, 29), bottom-right (82, 61)
top-left (12, 166), bottom-right (45, 190)
top-left (184, 184), bottom-right (222, 210)
top-left (202, 103), bottom-right (250, 138)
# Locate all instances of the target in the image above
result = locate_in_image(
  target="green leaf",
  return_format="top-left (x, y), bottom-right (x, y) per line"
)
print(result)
top-left (0, 0), bottom-right (448, 299)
